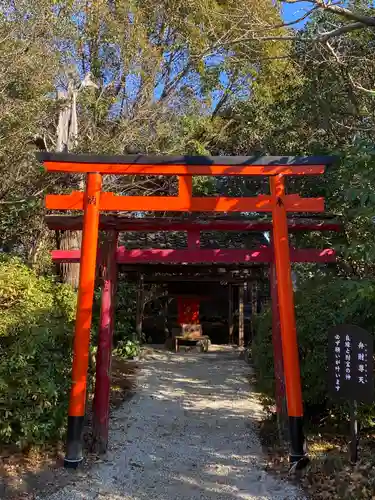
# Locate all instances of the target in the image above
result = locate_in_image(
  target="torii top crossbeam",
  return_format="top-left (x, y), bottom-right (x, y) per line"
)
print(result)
top-left (39, 153), bottom-right (335, 213)
top-left (38, 152), bottom-right (334, 173)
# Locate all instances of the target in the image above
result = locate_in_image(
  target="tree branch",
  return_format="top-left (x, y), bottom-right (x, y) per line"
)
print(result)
top-left (319, 22), bottom-right (367, 42)
top-left (215, 21), bottom-right (369, 47)
top-left (348, 74), bottom-right (375, 96)
top-left (312, 0), bottom-right (375, 27)
top-left (325, 40), bottom-right (343, 64)
top-left (281, 1), bottom-right (375, 40)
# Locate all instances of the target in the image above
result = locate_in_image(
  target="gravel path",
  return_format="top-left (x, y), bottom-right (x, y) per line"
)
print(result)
top-left (40, 347), bottom-right (304, 500)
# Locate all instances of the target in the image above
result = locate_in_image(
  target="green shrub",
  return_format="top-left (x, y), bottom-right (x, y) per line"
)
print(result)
top-left (114, 338), bottom-right (140, 359)
top-left (252, 276), bottom-right (375, 425)
top-left (0, 255), bottom-right (76, 447)
top-left (114, 282), bottom-right (137, 344)
top-left (91, 281), bottom-right (136, 347)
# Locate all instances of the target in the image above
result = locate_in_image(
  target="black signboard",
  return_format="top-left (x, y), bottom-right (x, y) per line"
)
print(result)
top-left (328, 325), bottom-right (374, 404)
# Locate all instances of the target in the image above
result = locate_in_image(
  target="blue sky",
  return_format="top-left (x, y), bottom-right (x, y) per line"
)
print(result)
top-left (282, 1), bottom-right (312, 28)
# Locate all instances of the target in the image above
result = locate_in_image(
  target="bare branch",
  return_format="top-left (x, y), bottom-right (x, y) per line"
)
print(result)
top-left (312, 0), bottom-right (375, 27)
top-left (250, 35), bottom-right (297, 41)
top-left (348, 74), bottom-right (375, 96)
top-left (332, 119), bottom-right (373, 132)
top-left (215, 19), bottom-right (369, 47)
top-left (319, 21), bottom-right (367, 41)
top-left (218, 35), bottom-right (296, 47)
top-left (280, 1), bottom-right (375, 41)
top-left (280, 7), bottom-right (318, 27)
top-left (325, 40), bottom-right (343, 64)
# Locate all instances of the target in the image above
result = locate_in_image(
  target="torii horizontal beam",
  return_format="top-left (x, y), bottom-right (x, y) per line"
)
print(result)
top-left (45, 215), bottom-right (344, 233)
top-left (126, 275), bottom-right (272, 283)
top-left (52, 247), bottom-right (336, 264)
top-left (45, 192), bottom-right (324, 212)
top-left (119, 264), bottom-right (266, 273)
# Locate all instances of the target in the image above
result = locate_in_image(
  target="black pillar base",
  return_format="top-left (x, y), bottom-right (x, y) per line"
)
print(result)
top-left (289, 416), bottom-right (309, 468)
top-left (64, 416), bottom-right (84, 469)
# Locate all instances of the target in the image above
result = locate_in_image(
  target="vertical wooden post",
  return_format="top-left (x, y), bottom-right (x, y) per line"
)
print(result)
top-left (140, 278), bottom-right (145, 337)
top-left (250, 281), bottom-right (258, 340)
top-left (177, 296), bottom-right (183, 331)
top-left (135, 274), bottom-right (144, 341)
top-left (238, 284), bottom-right (244, 347)
top-left (228, 284), bottom-right (233, 344)
top-left (65, 172), bottom-right (102, 468)
top-left (270, 261), bottom-right (288, 442)
top-left (164, 297), bottom-right (170, 341)
top-left (252, 282), bottom-right (258, 315)
top-left (178, 175), bottom-right (193, 209)
top-left (92, 231), bottom-right (118, 454)
top-left (187, 230), bottom-right (200, 249)
top-left (112, 246), bottom-right (118, 332)
top-left (270, 174), bottom-right (306, 464)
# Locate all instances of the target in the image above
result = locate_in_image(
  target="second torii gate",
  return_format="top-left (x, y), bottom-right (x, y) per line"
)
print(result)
top-left (37, 152), bottom-right (336, 468)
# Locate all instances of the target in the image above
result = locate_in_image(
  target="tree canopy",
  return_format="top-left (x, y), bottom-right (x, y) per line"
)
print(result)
top-left (1, 0), bottom-right (374, 271)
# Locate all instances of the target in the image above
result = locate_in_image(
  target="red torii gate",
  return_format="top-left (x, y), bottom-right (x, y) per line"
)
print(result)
top-left (47, 214), bottom-right (341, 454)
top-left (38, 152), bottom-right (336, 468)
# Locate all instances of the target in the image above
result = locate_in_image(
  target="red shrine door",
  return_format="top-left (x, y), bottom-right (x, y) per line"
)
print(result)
top-left (177, 297), bottom-right (200, 325)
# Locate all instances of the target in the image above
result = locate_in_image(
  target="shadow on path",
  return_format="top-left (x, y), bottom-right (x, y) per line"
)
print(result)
top-left (39, 346), bottom-right (303, 500)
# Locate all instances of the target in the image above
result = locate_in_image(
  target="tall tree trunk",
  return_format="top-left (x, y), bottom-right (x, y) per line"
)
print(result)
top-left (56, 230), bottom-right (82, 289)
top-left (54, 72), bottom-right (97, 288)
top-left (28, 230), bottom-right (49, 269)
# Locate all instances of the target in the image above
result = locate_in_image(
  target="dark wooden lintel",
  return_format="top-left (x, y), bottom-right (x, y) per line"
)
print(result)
top-left (121, 273), bottom-right (260, 283)
top-left (37, 152), bottom-right (336, 166)
top-left (45, 214), bottom-right (344, 232)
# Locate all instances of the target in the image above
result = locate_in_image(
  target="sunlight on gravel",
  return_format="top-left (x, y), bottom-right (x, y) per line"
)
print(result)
top-left (37, 346), bottom-right (305, 500)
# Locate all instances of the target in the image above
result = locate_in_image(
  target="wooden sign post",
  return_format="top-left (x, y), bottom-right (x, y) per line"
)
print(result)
top-left (328, 325), bottom-right (374, 463)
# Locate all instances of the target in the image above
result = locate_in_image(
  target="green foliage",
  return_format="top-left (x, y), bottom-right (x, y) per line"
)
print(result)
top-left (113, 282), bottom-right (137, 345)
top-left (0, 3), bottom-right (64, 257)
top-left (114, 339), bottom-right (140, 360)
top-left (91, 281), bottom-right (137, 350)
top-left (253, 276), bottom-right (375, 425)
top-left (0, 0), bottom-right (287, 258)
top-left (0, 255), bottom-right (76, 447)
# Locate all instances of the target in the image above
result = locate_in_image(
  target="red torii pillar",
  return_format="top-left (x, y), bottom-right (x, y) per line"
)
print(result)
top-left (270, 256), bottom-right (287, 439)
top-left (92, 231), bottom-right (118, 454)
top-left (270, 174), bottom-right (305, 464)
top-left (64, 173), bottom-right (102, 468)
